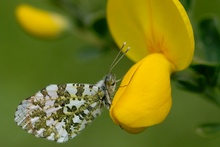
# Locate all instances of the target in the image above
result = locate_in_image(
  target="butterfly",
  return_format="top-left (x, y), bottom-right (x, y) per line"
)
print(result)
top-left (14, 42), bottom-right (130, 143)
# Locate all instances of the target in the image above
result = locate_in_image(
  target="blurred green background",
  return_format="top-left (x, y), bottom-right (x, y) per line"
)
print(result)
top-left (1, 0), bottom-right (220, 147)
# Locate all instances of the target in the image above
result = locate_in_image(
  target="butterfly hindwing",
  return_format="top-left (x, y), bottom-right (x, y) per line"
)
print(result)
top-left (14, 83), bottom-right (105, 143)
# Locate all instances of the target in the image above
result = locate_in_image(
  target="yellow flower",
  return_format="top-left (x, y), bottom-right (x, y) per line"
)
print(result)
top-left (107, 0), bottom-right (194, 133)
top-left (15, 4), bottom-right (70, 39)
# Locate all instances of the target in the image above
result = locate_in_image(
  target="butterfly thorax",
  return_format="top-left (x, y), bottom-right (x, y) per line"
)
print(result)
top-left (95, 73), bottom-right (116, 109)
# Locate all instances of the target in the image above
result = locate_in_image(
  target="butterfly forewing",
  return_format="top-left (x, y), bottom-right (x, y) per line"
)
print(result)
top-left (14, 83), bottom-right (105, 143)
top-left (14, 42), bottom-right (129, 143)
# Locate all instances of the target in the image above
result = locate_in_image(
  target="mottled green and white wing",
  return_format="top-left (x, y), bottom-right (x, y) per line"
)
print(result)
top-left (14, 83), bottom-right (105, 143)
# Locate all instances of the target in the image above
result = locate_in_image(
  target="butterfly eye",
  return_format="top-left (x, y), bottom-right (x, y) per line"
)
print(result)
top-left (111, 82), bottom-right (115, 86)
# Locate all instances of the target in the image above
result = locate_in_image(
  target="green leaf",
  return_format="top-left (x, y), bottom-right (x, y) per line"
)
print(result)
top-left (203, 87), bottom-right (220, 107)
top-left (195, 123), bottom-right (220, 138)
top-left (172, 69), bottom-right (206, 92)
top-left (92, 17), bottom-right (108, 37)
top-left (174, 63), bottom-right (220, 107)
top-left (49, 0), bottom-right (107, 29)
top-left (198, 17), bottom-right (220, 63)
top-left (191, 64), bottom-right (220, 87)
top-left (180, 0), bottom-right (194, 11)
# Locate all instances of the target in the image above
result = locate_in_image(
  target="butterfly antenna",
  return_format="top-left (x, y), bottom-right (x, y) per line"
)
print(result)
top-left (108, 42), bottom-right (126, 70)
top-left (108, 42), bottom-right (130, 73)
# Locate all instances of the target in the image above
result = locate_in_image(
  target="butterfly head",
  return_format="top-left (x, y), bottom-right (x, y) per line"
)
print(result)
top-left (104, 73), bottom-right (117, 98)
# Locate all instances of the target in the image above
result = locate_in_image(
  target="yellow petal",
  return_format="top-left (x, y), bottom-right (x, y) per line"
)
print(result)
top-left (110, 53), bottom-right (174, 133)
top-left (107, 0), bottom-right (194, 70)
top-left (16, 4), bottom-right (70, 39)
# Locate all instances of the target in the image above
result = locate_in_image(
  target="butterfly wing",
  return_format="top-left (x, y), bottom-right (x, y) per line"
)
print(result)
top-left (14, 84), bottom-right (105, 143)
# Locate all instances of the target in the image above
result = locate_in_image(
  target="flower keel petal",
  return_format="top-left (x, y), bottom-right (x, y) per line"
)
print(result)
top-left (110, 54), bottom-right (174, 133)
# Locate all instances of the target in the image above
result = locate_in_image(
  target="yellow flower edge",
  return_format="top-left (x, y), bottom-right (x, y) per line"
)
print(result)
top-left (107, 0), bottom-right (194, 71)
top-left (110, 53), bottom-right (174, 133)
top-left (16, 4), bottom-right (70, 39)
